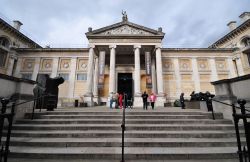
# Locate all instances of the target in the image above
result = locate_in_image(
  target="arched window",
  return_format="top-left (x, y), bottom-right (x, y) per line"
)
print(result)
top-left (0, 37), bottom-right (10, 68)
top-left (0, 37), bottom-right (10, 48)
top-left (241, 37), bottom-right (250, 47)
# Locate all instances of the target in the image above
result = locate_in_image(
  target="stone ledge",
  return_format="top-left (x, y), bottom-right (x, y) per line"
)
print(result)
top-left (0, 73), bottom-right (36, 84)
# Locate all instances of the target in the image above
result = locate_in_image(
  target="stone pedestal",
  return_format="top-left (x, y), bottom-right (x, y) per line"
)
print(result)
top-left (84, 95), bottom-right (94, 107)
top-left (133, 96), bottom-right (143, 107)
top-left (155, 95), bottom-right (166, 107)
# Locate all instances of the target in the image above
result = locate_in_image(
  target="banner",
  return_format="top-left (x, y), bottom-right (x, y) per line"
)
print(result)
top-left (98, 52), bottom-right (105, 89)
top-left (145, 52), bottom-right (152, 88)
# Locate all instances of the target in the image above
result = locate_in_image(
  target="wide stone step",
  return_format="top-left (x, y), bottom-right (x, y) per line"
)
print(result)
top-left (8, 146), bottom-right (238, 160)
top-left (7, 130), bottom-right (241, 138)
top-left (15, 119), bottom-right (233, 125)
top-left (36, 114), bottom-right (213, 120)
top-left (11, 124), bottom-right (237, 131)
top-left (4, 137), bottom-right (243, 147)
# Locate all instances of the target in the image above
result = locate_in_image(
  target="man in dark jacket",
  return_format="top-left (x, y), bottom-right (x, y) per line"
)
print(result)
top-left (141, 91), bottom-right (148, 110)
top-left (180, 93), bottom-right (185, 109)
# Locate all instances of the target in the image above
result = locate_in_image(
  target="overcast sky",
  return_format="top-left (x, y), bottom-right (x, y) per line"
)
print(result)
top-left (1, 0), bottom-right (250, 48)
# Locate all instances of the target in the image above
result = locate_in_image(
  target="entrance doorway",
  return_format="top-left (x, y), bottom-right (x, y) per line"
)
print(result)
top-left (118, 73), bottom-right (133, 97)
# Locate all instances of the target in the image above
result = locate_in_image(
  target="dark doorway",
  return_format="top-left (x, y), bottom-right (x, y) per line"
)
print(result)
top-left (118, 73), bottom-right (133, 97)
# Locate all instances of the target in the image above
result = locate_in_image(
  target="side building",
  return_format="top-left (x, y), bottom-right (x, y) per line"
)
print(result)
top-left (0, 12), bottom-right (249, 106)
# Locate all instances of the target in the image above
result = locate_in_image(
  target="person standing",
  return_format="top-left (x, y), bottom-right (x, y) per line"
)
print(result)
top-left (109, 92), bottom-right (113, 109)
top-left (180, 93), bottom-right (185, 109)
top-left (119, 93), bottom-right (123, 109)
top-left (141, 91), bottom-right (148, 110)
top-left (149, 93), bottom-right (157, 110)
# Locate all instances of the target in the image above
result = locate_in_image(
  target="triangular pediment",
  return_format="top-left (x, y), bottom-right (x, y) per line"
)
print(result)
top-left (86, 20), bottom-right (165, 39)
top-left (96, 25), bottom-right (154, 36)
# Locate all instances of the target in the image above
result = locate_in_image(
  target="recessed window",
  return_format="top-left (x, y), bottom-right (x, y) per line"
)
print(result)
top-left (21, 73), bottom-right (32, 80)
top-left (0, 52), bottom-right (7, 67)
top-left (241, 37), bottom-right (250, 47)
top-left (77, 73), bottom-right (87, 81)
top-left (0, 37), bottom-right (10, 48)
top-left (58, 73), bottom-right (69, 80)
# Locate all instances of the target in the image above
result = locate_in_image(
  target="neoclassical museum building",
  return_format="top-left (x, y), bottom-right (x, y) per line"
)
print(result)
top-left (0, 12), bottom-right (250, 106)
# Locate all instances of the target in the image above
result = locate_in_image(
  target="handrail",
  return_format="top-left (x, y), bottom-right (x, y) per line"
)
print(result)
top-left (212, 98), bottom-right (250, 112)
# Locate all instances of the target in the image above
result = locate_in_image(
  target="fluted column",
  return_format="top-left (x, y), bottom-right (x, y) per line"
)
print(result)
top-left (7, 52), bottom-right (17, 76)
top-left (93, 57), bottom-right (99, 97)
top-left (109, 45), bottom-right (116, 94)
top-left (151, 55), bottom-right (157, 93)
top-left (173, 58), bottom-right (181, 96)
top-left (14, 58), bottom-right (22, 78)
top-left (134, 45), bottom-right (141, 95)
top-left (85, 45), bottom-right (95, 96)
top-left (227, 57), bottom-right (237, 78)
top-left (155, 46), bottom-right (164, 95)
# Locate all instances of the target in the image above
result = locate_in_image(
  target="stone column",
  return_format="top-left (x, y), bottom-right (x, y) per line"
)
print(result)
top-left (109, 45), bottom-right (116, 94)
top-left (134, 45), bottom-right (141, 95)
top-left (32, 57), bottom-right (41, 81)
top-left (227, 57), bottom-right (237, 78)
top-left (68, 57), bottom-right (77, 99)
top-left (51, 57), bottom-right (59, 78)
top-left (133, 45), bottom-right (142, 107)
top-left (14, 57), bottom-right (22, 78)
top-left (209, 57), bottom-right (218, 81)
top-left (84, 44), bottom-right (95, 106)
top-left (93, 57), bottom-right (99, 105)
top-left (173, 58), bottom-right (181, 97)
top-left (192, 57), bottom-right (200, 92)
top-left (151, 55), bottom-right (157, 94)
top-left (155, 45), bottom-right (165, 107)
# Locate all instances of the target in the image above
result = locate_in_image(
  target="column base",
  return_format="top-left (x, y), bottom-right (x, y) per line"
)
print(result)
top-left (155, 94), bottom-right (166, 107)
top-left (84, 93), bottom-right (94, 107)
top-left (133, 96), bottom-right (143, 107)
top-left (93, 96), bottom-right (99, 106)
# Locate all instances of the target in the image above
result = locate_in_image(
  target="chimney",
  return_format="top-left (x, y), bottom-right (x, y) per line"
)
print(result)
top-left (13, 20), bottom-right (23, 31)
top-left (158, 27), bottom-right (162, 32)
top-left (227, 21), bottom-right (237, 31)
top-left (239, 12), bottom-right (250, 22)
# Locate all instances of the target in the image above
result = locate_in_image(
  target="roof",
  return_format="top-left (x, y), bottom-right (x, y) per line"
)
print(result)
top-left (86, 19), bottom-right (165, 39)
top-left (209, 19), bottom-right (250, 48)
top-left (0, 17), bottom-right (41, 48)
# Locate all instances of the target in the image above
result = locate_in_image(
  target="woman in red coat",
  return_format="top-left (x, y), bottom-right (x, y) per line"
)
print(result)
top-left (119, 93), bottom-right (123, 109)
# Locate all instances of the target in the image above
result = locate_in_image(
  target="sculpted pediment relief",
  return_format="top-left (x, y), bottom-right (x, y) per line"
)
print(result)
top-left (97, 25), bottom-right (154, 36)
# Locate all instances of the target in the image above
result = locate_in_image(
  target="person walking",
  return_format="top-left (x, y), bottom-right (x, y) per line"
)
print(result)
top-left (119, 93), bottom-right (123, 109)
top-left (149, 93), bottom-right (157, 110)
top-left (141, 91), bottom-right (148, 110)
top-left (180, 93), bottom-right (185, 109)
top-left (109, 92), bottom-right (114, 109)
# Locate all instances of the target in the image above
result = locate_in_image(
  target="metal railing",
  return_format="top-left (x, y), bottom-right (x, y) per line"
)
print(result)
top-left (121, 97), bottom-right (126, 162)
top-left (212, 98), bottom-right (250, 162)
top-left (0, 94), bottom-right (55, 162)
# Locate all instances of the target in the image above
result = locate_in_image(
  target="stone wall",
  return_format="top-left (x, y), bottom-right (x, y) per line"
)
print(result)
top-left (211, 74), bottom-right (250, 120)
top-left (0, 73), bottom-right (35, 121)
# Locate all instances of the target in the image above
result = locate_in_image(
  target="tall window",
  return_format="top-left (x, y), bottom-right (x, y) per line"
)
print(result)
top-left (0, 37), bottom-right (10, 68)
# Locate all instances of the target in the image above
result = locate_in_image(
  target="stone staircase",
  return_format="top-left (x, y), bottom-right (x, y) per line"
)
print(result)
top-left (5, 107), bottom-right (241, 162)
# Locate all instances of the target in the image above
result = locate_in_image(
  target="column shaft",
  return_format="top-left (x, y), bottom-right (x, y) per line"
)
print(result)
top-left (210, 58), bottom-right (218, 81)
top-left (93, 57), bottom-right (99, 97)
top-left (32, 57), bottom-right (41, 81)
top-left (173, 58), bottom-right (181, 96)
top-left (109, 45), bottom-right (116, 94)
top-left (134, 45), bottom-right (141, 95)
top-left (155, 47), bottom-right (164, 94)
top-left (85, 46), bottom-right (95, 95)
top-left (151, 56), bottom-right (157, 93)
top-left (51, 57), bottom-right (59, 78)
top-left (227, 57), bottom-right (237, 78)
top-left (192, 58), bottom-right (200, 92)
top-left (68, 57), bottom-right (77, 98)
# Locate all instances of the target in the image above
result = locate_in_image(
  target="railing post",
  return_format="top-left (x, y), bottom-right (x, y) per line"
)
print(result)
top-left (238, 99), bottom-right (250, 162)
top-left (232, 104), bottom-right (243, 162)
top-left (0, 98), bottom-right (9, 162)
top-left (4, 102), bottom-right (15, 162)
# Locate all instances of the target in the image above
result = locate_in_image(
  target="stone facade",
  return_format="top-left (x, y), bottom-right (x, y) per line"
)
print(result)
top-left (1, 12), bottom-right (250, 107)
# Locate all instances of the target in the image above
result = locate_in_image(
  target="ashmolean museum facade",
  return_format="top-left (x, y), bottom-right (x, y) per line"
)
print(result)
top-left (1, 12), bottom-right (250, 106)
